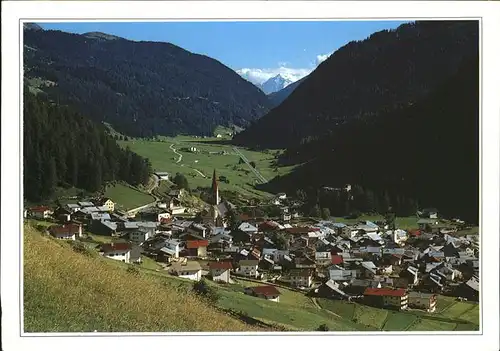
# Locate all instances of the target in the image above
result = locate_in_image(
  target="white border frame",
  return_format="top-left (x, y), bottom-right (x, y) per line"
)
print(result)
top-left (2, 2), bottom-right (499, 351)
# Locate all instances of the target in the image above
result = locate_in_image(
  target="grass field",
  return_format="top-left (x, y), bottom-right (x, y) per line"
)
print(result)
top-left (458, 305), bottom-right (480, 324)
top-left (23, 224), bottom-right (263, 332)
top-left (410, 318), bottom-right (457, 331)
top-left (103, 183), bottom-right (155, 211)
top-left (440, 301), bottom-right (478, 320)
top-left (317, 298), bottom-right (479, 332)
top-left (336, 215), bottom-right (420, 229)
top-left (213, 282), bottom-right (362, 331)
top-left (382, 312), bottom-right (418, 331)
top-left (118, 137), bottom-right (295, 200)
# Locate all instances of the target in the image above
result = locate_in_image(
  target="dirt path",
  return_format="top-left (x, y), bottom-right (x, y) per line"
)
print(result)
top-left (191, 168), bottom-right (207, 178)
top-left (169, 143), bottom-right (183, 163)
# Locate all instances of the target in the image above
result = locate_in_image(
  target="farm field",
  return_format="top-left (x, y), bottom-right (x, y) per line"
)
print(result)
top-left (440, 301), bottom-right (479, 320)
top-left (103, 183), bottom-right (155, 211)
top-left (118, 137), bottom-right (296, 200)
top-left (317, 298), bottom-right (479, 331)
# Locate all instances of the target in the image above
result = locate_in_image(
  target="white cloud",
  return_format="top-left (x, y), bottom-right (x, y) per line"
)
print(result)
top-left (315, 52), bottom-right (332, 65)
top-left (237, 51), bottom-right (334, 86)
top-left (236, 67), bottom-right (312, 85)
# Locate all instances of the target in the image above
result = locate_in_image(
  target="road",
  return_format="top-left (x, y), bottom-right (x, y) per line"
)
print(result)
top-left (169, 143), bottom-right (183, 163)
top-left (191, 168), bottom-right (207, 178)
top-left (232, 146), bottom-right (268, 184)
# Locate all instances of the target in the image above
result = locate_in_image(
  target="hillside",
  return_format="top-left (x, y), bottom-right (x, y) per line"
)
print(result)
top-left (23, 224), bottom-right (264, 332)
top-left (258, 57), bottom-right (479, 223)
top-left (267, 76), bottom-right (306, 108)
top-left (23, 91), bottom-right (152, 203)
top-left (23, 25), bottom-right (270, 138)
top-left (233, 21), bottom-right (478, 149)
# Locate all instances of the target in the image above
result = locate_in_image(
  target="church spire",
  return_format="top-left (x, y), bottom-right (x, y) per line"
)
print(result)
top-left (211, 169), bottom-right (220, 205)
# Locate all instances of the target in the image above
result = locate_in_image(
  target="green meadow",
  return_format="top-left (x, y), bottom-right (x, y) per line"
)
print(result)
top-left (118, 135), bottom-right (296, 199)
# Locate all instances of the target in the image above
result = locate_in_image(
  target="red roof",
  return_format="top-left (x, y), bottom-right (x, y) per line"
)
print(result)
top-left (209, 261), bottom-right (233, 270)
top-left (248, 285), bottom-right (281, 296)
top-left (31, 206), bottom-right (51, 212)
top-left (286, 227), bottom-right (320, 235)
top-left (409, 229), bottom-right (422, 236)
top-left (49, 223), bottom-right (81, 235)
top-left (101, 242), bottom-right (132, 253)
top-left (331, 255), bottom-right (344, 265)
top-left (186, 240), bottom-right (209, 249)
top-left (364, 288), bottom-right (407, 297)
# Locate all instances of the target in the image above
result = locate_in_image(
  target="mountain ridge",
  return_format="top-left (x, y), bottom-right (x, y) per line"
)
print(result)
top-left (23, 26), bottom-right (271, 138)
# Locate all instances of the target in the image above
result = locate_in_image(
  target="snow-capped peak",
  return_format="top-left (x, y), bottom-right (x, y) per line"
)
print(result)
top-left (260, 74), bottom-right (294, 95)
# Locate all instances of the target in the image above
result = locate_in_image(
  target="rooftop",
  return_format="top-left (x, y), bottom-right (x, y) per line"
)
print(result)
top-left (364, 287), bottom-right (407, 297)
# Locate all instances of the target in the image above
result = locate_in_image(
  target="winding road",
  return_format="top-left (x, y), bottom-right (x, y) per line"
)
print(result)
top-left (169, 143), bottom-right (183, 164)
top-left (232, 146), bottom-right (268, 184)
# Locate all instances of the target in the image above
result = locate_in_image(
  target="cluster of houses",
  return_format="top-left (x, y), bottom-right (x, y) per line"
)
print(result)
top-left (26, 173), bottom-right (479, 312)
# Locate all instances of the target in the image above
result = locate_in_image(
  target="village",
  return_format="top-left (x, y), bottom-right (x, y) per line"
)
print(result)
top-left (25, 169), bottom-right (479, 316)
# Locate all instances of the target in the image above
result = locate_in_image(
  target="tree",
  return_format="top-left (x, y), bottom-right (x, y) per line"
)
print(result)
top-left (249, 161), bottom-right (256, 169)
top-left (310, 204), bottom-right (321, 218)
top-left (384, 207), bottom-right (396, 231)
top-left (321, 207), bottom-right (331, 220)
top-left (173, 172), bottom-right (189, 190)
top-left (317, 324), bottom-right (329, 331)
top-left (192, 279), bottom-right (219, 303)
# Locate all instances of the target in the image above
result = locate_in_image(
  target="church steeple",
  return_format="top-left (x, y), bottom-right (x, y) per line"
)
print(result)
top-left (211, 169), bottom-right (220, 205)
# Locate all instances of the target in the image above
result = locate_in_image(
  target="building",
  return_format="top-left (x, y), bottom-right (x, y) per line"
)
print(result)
top-left (29, 206), bottom-right (53, 219)
top-left (129, 229), bottom-right (152, 244)
top-left (154, 172), bottom-right (170, 180)
top-left (281, 269), bottom-right (314, 288)
top-left (186, 240), bottom-right (209, 257)
top-left (169, 261), bottom-right (202, 281)
top-left (244, 286), bottom-right (281, 302)
top-left (239, 260), bottom-right (259, 278)
top-left (209, 261), bottom-right (233, 283)
top-left (211, 169), bottom-right (220, 206)
top-left (98, 198), bottom-right (115, 212)
top-left (408, 292), bottom-right (438, 312)
top-left (100, 242), bottom-right (132, 263)
top-left (48, 223), bottom-right (82, 240)
top-left (363, 288), bottom-right (408, 310)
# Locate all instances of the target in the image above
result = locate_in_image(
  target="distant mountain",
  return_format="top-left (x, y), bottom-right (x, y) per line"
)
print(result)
top-left (260, 74), bottom-right (294, 95)
top-left (233, 21), bottom-right (479, 149)
top-left (23, 25), bottom-right (270, 138)
top-left (267, 76), bottom-right (306, 108)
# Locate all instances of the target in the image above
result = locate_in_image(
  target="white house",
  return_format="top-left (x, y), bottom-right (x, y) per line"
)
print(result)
top-left (209, 261), bottom-right (233, 283)
top-left (239, 260), bottom-right (259, 278)
top-left (48, 223), bottom-right (82, 241)
top-left (30, 206), bottom-right (53, 219)
top-left (238, 222), bottom-right (259, 235)
top-left (169, 261), bottom-right (202, 281)
top-left (65, 203), bottom-right (81, 213)
top-left (281, 269), bottom-right (314, 288)
top-left (100, 242), bottom-right (132, 263)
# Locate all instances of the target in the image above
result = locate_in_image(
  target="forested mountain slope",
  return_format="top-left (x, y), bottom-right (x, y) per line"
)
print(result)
top-left (24, 25), bottom-right (270, 137)
top-left (233, 21), bottom-right (478, 149)
top-left (23, 91), bottom-right (152, 202)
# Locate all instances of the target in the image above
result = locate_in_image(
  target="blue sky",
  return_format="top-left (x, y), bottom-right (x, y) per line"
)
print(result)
top-left (39, 21), bottom-right (407, 84)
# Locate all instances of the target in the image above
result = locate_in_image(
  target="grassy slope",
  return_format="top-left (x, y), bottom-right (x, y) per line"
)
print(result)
top-left (118, 137), bottom-right (294, 199)
top-left (318, 298), bottom-right (479, 331)
top-left (103, 183), bottom-right (155, 211)
top-left (23, 225), bottom-right (264, 332)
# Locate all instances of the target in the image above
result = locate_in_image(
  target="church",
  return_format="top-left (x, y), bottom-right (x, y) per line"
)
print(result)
top-left (203, 169), bottom-right (230, 227)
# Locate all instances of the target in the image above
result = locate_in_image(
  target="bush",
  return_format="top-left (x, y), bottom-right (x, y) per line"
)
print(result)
top-left (69, 241), bottom-right (93, 256)
top-left (192, 278), bottom-right (219, 304)
top-left (317, 324), bottom-right (330, 331)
